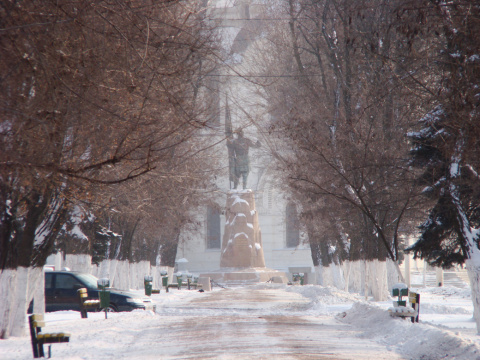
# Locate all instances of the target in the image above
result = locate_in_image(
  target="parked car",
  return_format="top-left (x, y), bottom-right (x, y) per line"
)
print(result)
top-left (29, 270), bottom-right (155, 313)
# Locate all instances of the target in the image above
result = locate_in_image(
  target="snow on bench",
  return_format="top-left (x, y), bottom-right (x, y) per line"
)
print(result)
top-left (388, 283), bottom-right (420, 323)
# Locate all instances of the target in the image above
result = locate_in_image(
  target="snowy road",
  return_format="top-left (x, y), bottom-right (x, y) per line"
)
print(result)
top-left (3, 284), bottom-right (480, 359)
top-left (153, 287), bottom-right (403, 359)
top-left (2, 286), bottom-right (403, 360)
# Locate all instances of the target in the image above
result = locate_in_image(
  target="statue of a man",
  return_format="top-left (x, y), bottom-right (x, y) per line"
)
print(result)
top-left (227, 128), bottom-right (261, 189)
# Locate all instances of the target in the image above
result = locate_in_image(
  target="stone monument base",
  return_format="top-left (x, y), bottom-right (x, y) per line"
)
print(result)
top-left (200, 267), bottom-right (289, 285)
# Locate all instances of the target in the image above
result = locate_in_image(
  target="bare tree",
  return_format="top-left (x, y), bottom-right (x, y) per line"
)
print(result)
top-left (0, 0), bottom-right (220, 338)
top-left (258, 0), bottom-right (428, 284)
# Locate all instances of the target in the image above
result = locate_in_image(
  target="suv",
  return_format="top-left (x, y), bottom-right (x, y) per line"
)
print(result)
top-left (33, 270), bottom-right (155, 313)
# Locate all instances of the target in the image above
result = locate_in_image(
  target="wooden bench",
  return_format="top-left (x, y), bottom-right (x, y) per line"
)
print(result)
top-left (388, 283), bottom-right (420, 323)
top-left (186, 279), bottom-right (202, 290)
top-left (166, 279), bottom-right (202, 290)
top-left (167, 283), bottom-right (180, 290)
top-left (29, 314), bottom-right (70, 358)
top-left (77, 288), bottom-right (100, 318)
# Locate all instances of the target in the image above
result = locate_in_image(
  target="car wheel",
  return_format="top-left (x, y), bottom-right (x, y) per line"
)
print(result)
top-left (106, 304), bottom-right (117, 312)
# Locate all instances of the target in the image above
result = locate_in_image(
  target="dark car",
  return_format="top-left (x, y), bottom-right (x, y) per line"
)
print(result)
top-left (31, 270), bottom-right (156, 313)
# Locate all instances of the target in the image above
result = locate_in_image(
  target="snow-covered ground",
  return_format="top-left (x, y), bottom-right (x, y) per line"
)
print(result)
top-left (2, 282), bottom-right (480, 359)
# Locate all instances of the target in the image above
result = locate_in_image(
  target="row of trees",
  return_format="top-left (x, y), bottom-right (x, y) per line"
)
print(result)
top-left (0, 0), bottom-right (223, 338)
top-left (259, 0), bottom-right (429, 273)
top-left (1, 0), bottom-right (478, 335)
top-left (257, 0), bottom-right (479, 327)
top-left (0, 0), bottom-right (222, 271)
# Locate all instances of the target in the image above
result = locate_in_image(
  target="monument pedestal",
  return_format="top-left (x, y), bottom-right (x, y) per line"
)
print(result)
top-left (201, 190), bottom-right (288, 285)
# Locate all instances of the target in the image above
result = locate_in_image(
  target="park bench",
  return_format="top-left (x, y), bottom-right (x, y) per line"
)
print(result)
top-left (29, 314), bottom-right (70, 358)
top-left (167, 283), bottom-right (180, 290)
top-left (388, 283), bottom-right (420, 323)
top-left (183, 277), bottom-right (202, 290)
top-left (77, 287), bottom-right (100, 318)
top-left (164, 276), bottom-right (202, 291)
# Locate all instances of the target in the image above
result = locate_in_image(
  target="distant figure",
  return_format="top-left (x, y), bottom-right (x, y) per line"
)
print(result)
top-left (227, 128), bottom-right (261, 189)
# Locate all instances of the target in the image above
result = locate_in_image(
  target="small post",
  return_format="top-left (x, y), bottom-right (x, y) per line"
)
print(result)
top-left (187, 274), bottom-right (192, 290)
top-left (436, 267), bottom-right (444, 287)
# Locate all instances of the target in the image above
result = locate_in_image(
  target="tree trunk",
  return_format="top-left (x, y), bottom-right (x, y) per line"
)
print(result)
top-left (0, 266), bottom-right (43, 338)
top-left (465, 260), bottom-right (480, 333)
top-left (0, 269), bottom-right (16, 339)
top-left (159, 230), bottom-right (180, 268)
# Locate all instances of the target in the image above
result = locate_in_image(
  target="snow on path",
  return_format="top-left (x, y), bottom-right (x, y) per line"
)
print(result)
top-left (2, 286), bottom-right (401, 360)
top-left (2, 284), bottom-right (480, 359)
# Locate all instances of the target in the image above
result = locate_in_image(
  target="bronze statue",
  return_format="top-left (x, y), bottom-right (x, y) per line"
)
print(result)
top-left (227, 128), bottom-right (261, 189)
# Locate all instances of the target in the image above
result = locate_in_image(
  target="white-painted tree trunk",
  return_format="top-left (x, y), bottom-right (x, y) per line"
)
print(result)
top-left (390, 260), bottom-right (405, 284)
top-left (8, 267), bottom-right (29, 337)
top-left (54, 252), bottom-right (62, 270)
top-left (364, 261), bottom-right (370, 299)
top-left (64, 254), bottom-right (92, 273)
top-left (404, 251), bottom-right (411, 287)
top-left (0, 269), bottom-right (17, 339)
top-left (0, 267), bottom-right (43, 338)
top-left (11, 267), bottom-right (44, 337)
top-left (330, 262), bottom-right (345, 289)
top-left (314, 261), bottom-right (345, 289)
top-left (342, 261), bottom-right (365, 295)
top-left (343, 261), bottom-right (351, 292)
top-left (465, 260), bottom-right (480, 333)
top-left (386, 258), bottom-right (402, 290)
top-left (33, 268), bottom-right (45, 315)
top-left (340, 260), bottom-right (390, 301)
top-left (368, 260), bottom-right (389, 301)
top-left (314, 265), bottom-right (324, 286)
top-left (92, 259), bottom-right (156, 290)
top-left (0, 255), bottom-right (176, 339)
top-left (314, 260), bottom-right (389, 301)
top-left (436, 267), bottom-right (444, 286)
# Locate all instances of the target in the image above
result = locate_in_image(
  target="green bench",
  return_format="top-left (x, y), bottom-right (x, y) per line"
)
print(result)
top-left (29, 314), bottom-right (70, 358)
top-left (164, 276), bottom-right (202, 291)
top-left (388, 283), bottom-right (420, 323)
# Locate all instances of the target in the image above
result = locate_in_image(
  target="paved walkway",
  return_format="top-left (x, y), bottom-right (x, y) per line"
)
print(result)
top-left (153, 287), bottom-right (403, 360)
top-left (3, 287), bottom-right (405, 359)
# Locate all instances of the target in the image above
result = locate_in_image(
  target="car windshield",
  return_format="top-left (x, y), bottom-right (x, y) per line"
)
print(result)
top-left (76, 273), bottom-right (100, 289)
